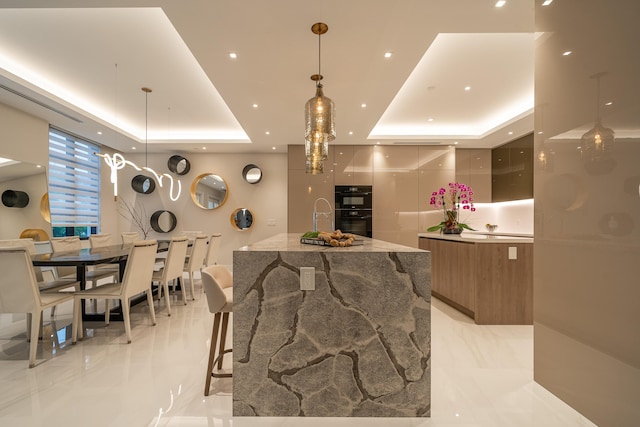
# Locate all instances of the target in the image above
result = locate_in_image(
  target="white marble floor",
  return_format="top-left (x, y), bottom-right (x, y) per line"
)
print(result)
top-left (0, 285), bottom-right (597, 427)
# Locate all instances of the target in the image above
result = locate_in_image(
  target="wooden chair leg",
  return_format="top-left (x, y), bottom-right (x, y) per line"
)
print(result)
top-left (204, 312), bottom-right (222, 396)
top-left (28, 310), bottom-right (41, 368)
top-left (217, 313), bottom-right (229, 369)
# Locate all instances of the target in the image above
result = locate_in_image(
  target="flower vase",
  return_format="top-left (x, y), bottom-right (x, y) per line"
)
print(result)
top-left (443, 226), bottom-right (462, 235)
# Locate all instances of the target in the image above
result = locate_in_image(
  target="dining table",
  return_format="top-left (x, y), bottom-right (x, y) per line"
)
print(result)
top-left (32, 244), bottom-right (132, 322)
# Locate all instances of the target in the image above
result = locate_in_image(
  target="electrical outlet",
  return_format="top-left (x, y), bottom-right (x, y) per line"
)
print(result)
top-left (508, 247), bottom-right (517, 260)
top-left (300, 267), bottom-right (315, 290)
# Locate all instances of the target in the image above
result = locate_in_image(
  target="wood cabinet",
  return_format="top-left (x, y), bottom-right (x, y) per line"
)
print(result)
top-left (419, 235), bottom-right (533, 325)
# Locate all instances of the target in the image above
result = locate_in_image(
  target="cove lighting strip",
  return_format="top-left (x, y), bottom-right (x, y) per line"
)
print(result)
top-left (96, 153), bottom-right (182, 201)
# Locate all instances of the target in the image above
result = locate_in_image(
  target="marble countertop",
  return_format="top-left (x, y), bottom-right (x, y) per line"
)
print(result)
top-left (237, 233), bottom-right (426, 253)
top-left (418, 232), bottom-right (533, 244)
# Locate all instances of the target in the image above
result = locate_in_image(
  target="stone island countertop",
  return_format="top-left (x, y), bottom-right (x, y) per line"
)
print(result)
top-left (233, 233), bottom-right (431, 417)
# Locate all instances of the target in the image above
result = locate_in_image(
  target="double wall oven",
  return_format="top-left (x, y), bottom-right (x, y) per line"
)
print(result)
top-left (334, 185), bottom-right (373, 238)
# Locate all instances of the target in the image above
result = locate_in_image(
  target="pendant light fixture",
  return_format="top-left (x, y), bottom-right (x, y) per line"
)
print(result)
top-left (98, 85), bottom-right (182, 200)
top-left (131, 87), bottom-right (156, 194)
top-left (581, 72), bottom-right (615, 166)
top-left (304, 22), bottom-right (335, 174)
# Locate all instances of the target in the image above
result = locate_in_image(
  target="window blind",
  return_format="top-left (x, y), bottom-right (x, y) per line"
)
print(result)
top-left (48, 127), bottom-right (101, 228)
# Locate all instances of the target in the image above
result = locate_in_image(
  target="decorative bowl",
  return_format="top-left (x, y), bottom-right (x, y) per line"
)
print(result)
top-left (485, 224), bottom-right (498, 232)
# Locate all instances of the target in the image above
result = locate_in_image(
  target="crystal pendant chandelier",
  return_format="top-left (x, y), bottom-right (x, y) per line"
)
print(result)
top-left (581, 72), bottom-right (615, 165)
top-left (304, 22), bottom-right (335, 173)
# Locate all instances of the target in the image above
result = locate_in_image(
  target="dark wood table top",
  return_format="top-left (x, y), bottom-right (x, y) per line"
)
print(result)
top-left (31, 244), bottom-right (132, 267)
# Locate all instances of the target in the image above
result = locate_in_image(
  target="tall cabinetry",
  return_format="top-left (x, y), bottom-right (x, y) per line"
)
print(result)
top-left (455, 149), bottom-right (491, 202)
top-left (287, 144), bottom-right (455, 246)
top-left (287, 145), bottom-right (335, 233)
top-left (491, 133), bottom-right (533, 202)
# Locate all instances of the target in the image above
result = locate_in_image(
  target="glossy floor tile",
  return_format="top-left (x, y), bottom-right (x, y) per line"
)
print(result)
top-left (0, 284), bottom-right (597, 426)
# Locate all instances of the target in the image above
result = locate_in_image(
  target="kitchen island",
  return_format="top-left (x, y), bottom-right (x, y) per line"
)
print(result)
top-left (418, 233), bottom-right (533, 325)
top-left (233, 233), bottom-right (431, 417)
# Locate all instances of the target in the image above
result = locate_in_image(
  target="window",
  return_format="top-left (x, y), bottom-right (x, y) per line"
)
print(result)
top-left (48, 127), bottom-right (101, 237)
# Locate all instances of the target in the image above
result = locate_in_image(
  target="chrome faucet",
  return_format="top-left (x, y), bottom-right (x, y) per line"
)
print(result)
top-left (313, 197), bottom-right (334, 232)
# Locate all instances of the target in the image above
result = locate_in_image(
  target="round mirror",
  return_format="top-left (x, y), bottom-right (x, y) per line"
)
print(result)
top-left (150, 210), bottom-right (177, 233)
top-left (131, 175), bottom-right (156, 194)
top-left (242, 164), bottom-right (262, 184)
top-left (190, 174), bottom-right (229, 210)
top-left (230, 208), bottom-right (253, 231)
top-left (168, 155), bottom-right (191, 175)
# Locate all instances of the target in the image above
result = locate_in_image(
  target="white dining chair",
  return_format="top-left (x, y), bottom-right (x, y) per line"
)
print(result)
top-left (88, 233), bottom-right (121, 273)
top-left (72, 240), bottom-right (159, 344)
top-left (121, 231), bottom-right (140, 245)
top-left (52, 236), bottom-right (118, 289)
top-left (202, 265), bottom-right (233, 395)
top-left (0, 247), bottom-right (76, 368)
top-left (152, 236), bottom-right (189, 314)
top-left (204, 233), bottom-right (222, 267)
top-left (0, 239), bottom-right (80, 319)
top-left (181, 235), bottom-right (208, 301)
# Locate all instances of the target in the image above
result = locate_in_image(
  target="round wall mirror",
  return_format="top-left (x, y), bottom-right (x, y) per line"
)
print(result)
top-left (131, 175), bottom-right (156, 194)
top-left (150, 210), bottom-right (177, 233)
top-left (167, 155), bottom-right (191, 175)
top-left (190, 174), bottom-right (229, 210)
top-left (242, 164), bottom-right (262, 184)
top-left (230, 208), bottom-right (254, 231)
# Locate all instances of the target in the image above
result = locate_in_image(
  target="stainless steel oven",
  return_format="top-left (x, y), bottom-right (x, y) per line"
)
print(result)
top-left (335, 186), bottom-right (373, 237)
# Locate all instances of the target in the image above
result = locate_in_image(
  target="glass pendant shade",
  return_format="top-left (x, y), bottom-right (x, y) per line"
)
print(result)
top-left (581, 120), bottom-right (615, 163)
top-left (305, 155), bottom-right (324, 175)
top-left (305, 84), bottom-right (335, 159)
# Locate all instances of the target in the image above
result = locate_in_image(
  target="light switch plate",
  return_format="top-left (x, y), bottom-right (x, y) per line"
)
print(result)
top-left (300, 267), bottom-right (315, 290)
top-left (508, 247), bottom-right (517, 260)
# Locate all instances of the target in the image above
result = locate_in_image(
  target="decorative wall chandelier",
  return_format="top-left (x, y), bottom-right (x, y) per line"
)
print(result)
top-left (304, 22), bottom-right (335, 174)
top-left (581, 72), bottom-right (615, 165)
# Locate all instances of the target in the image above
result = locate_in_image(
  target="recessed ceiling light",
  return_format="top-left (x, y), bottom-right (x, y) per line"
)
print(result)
top-left (605, 101), bottom-right (613, 106)
top-left (361, 103), bottom-right (367, 108)
top-left (348, 131), bottom-right (353, 135)
top-left (454, 141), bottom-right (459, 145)
top-left (495, 1), bottom-right (506, 8)
top-left (427, 118), bottom-right (434, 122)
top-left (508, 131), bottom-right (514, 135)
top-left (376, 141), bottom-right (381, 145)
top-left (384, 52), bottom-right (392, 58)
top-left (97, 131), bottom-right (102, 135)
top-left (202, 146), bottom-right (207, 150)
top-left (562, 50), bottom-right (572, 56)
top-left (542, 0), bottom-right (553, 6)
top-left (229, 52), bottom-right (237, 59)
top-left (131, 146), bottom-right (136, 150)
top-left (464, 86), bottom-right (471, 91)
top-left (538, 131), bottom-right (544, 134)
top-left (252, 103), bottom-right (258, 108)
top-left (265, 131), bottom-right (270, 135)
top-left (272, 146), bottom-right (276, 150)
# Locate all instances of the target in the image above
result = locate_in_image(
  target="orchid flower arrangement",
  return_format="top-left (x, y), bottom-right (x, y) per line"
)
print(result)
top-left (427, 182), bottom-right (476, 233)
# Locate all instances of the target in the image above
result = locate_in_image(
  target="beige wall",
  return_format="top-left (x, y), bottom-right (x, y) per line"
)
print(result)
top-left (0, 104), bottom-right (50, 240)
top-left (0, 103), bottom-right (49, 165)
top-left (101, 151), bottom-right (288, 266)
top-left (534, 1), bottom-right (640, 426)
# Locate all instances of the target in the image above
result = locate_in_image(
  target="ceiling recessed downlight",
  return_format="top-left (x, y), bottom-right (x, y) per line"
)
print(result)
top-left (562, 50), bottom-right (572, 56)
top-left (542, 0), bottom-right (553, 6)
top-left (252, 103), bottom-right (258, 108)
top-left (361, 103), bottom-right (367, 108)
top-left (384, 52), bottom-right (392, 58)
top-left (464, 86), bottom-right (471, 91)
top-left (229, 52), bottom-right (237, 59)
top-left (495, 1), bottom-right (506, 8)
